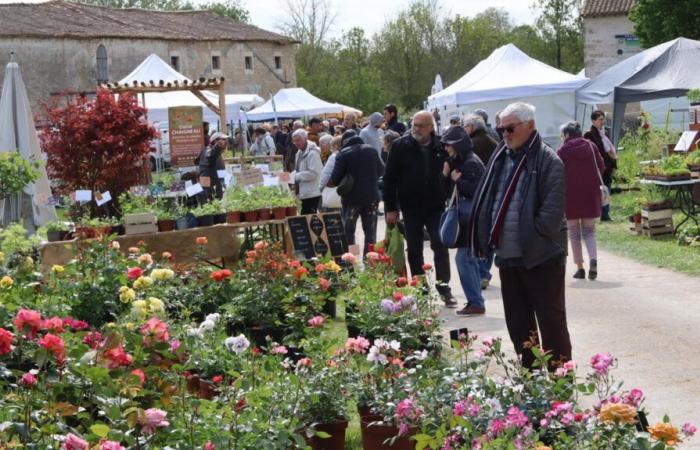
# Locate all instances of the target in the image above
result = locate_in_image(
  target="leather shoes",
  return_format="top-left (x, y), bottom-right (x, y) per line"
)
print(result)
top-left (442, 294), bottom-right (458, 308)
top-left (573, 268), bottom-right (585, 279)
top-left (456, 305), bottom-right (485, 316)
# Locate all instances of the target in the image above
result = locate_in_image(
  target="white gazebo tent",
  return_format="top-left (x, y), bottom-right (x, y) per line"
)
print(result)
top-left (0, 53), bottom-right (57, 227)
top-left (116, 54), bottom-right (247, 126)
top-left (246, 88), bottom-right (342, 121)
top-left (428, 44), bottom-right (588, 142)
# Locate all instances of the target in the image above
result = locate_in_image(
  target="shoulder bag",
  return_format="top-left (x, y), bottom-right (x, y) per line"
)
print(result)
top-left (589, 142), bottom-right (611, 207)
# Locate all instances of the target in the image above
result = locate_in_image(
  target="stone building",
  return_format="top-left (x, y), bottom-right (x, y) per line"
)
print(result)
top-left (0, 0), bottom-right (297, 113)
top-left (581, 0), bottom-right (639, 78)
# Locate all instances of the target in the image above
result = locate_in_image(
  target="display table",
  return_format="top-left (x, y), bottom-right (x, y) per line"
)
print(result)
top-left (640, 179), bottom-right (700, 232)
top-left (39, 220), bottom-right (290, 271)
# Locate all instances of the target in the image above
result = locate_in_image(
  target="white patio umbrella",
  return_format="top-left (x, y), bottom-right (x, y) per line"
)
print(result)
top-left (0, 52), bottom-right (57, 226)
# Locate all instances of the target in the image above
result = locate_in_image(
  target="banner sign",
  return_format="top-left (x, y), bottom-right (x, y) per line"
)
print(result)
top-left (168, 106), bottom-right (204, 167)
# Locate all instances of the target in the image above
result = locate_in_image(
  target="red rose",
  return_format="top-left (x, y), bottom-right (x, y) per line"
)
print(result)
top-left (212, 375), bottom-right (223, 385)
top-left (396, 277), bottom-right (408, 287)
top-left (127, 267), bottom-right (143, 280)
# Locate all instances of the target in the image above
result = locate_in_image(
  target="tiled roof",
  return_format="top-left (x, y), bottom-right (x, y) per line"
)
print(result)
top-left (581, 0), bottom-right (636, 17)
top-left (0, 0), bottom-right (295, 43)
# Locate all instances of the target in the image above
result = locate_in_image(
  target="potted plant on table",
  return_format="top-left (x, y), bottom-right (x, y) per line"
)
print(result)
top-left (240, 195), bottom-right (260, 223)
top-left (45, 221), bottom-right (70, 242)
top-left (191, 201), bottom-right (221, 227)
top-left (223, 187), bottom-right (244, 223)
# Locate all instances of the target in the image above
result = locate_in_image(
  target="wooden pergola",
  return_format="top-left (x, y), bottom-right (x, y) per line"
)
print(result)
top-left (99, 76), bottom-right (228, 134)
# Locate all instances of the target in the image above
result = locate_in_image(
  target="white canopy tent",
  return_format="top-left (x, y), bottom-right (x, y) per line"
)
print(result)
top-left (427, 44), bottom-right (588, 142)
top-left (118, 54), bottom-right (248, 126)
top-left (0, 53), bottom-right (56, 227)
top-left (246, 88), bottom-right (342, 121)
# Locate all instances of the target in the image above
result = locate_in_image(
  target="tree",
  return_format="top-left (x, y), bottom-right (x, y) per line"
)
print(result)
top-left (40, 90), bottom-right (158, 215)
top-left (72, 0), bottom-right (249, 22)
top-left (279, 0), bottom-right (337, 75)
top-left (532, 0), bottom-right (583, 71)
top-left (630, 0), bottom-right (700, 47)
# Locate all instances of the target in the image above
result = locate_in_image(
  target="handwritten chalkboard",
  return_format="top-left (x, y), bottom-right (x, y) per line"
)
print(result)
top-left (322, 214), bottom-right (348, 256)
top-left (286, 213), bottom-right (348, 260)
top-left (287, 216), bottom-right (315, 259)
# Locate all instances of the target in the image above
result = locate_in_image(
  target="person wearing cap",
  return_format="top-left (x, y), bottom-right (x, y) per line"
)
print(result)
top-left (359, 112), bottom-right (386, 159)
top-left (384, 110), bottom-right (457, 307)
top-left (329, 130), bottom-right (384, 255)
top-left (440, 125), bottom-right (486, 315)
top-left (197, 131), bottom-right (229, 201)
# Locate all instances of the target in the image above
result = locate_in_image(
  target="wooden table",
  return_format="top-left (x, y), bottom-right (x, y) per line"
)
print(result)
top-left (640, 178), bottom-right (700, 232)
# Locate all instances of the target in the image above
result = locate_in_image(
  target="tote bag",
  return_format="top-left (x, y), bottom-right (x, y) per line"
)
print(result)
top-left (321, 186), bottom-right (342, 209)
top-left (589, 142), bottom-right (611, 207)
top-left (439, 187), bottom-right (462, 248)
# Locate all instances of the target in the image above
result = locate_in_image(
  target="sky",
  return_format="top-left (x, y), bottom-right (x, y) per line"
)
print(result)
top-left (242, 0), bottom-right (540, 38)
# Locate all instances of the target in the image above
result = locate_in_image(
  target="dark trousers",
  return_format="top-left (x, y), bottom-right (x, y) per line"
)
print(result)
top-left (403, 209), bottom-right (450, 284)
top-left (499, 263), bottom-right (571, 369)
top-left (300, 196), bottom-right (321, 215)
top-left (342, 202), bottom-right (378, 255)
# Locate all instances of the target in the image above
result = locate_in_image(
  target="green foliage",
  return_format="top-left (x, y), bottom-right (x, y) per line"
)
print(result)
top-left (630, 0), bottom-right (700, 48)
top-left (293, 1), bottom-right (583, 112)
top-left (0, 223), bottom-right (41, 258)
top-left (0, 152), bottom-right (39, 199)
top-left (688, 89), bottom-right (700, 104)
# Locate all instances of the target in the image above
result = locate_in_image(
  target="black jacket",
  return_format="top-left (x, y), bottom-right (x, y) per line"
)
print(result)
top-left (467, 132), bottom-right (567, 269)
top-left (197, 144), bottom-right (223, 179)
top-left (386, 117), bottom-right (407, 135)
top-left (469, 129), bottom-right (498, 166)
top-left (441, 150), bottom-right (484, 248)
top-left (584, 126), bottom-right (616, 186)
top-left (383, 133), bottom-right (449, 214)
top-left (330, 136), bottom-right (384, 206)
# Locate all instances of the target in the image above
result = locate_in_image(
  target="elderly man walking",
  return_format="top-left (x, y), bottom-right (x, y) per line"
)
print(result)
top-left (292, 129), bottom-right (323, 214)
top-left (467, 102), bottom-right (571, 369)
top-left (384, 111), bottom-right (457, 307)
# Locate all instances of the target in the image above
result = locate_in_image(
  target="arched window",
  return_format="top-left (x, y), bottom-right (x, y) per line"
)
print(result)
top-left (96, 45), bottom-right (108, 84)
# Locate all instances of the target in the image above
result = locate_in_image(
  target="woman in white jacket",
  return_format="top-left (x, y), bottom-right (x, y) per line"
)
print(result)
top-left (292, 129), bottom-right (323, 214)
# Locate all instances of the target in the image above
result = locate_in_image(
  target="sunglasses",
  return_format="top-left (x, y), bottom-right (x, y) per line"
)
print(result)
top-left (497, 122), bottom-right (523, 134)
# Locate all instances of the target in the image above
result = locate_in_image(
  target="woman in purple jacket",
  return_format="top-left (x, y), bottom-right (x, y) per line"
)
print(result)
top-left (557, 121), bottom-right (605, 280)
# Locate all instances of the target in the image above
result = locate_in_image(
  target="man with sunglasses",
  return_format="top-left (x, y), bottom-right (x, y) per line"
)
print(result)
top-left (384, 110), bottom-right (457, 307)
top-left (467, 102), bottom-right (571, 370)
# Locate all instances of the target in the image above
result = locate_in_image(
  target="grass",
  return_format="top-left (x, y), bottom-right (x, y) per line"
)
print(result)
top-left (596, 190), bottom-right (700, 277)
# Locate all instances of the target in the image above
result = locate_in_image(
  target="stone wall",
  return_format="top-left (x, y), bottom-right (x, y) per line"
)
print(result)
top-left (583, 15), bottom-right (641, 78)
top-left (0, 37), bottom-right (296, 113)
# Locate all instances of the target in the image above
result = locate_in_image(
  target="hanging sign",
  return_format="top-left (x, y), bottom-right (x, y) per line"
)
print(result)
top-left (168, 106), bottom-right (204, 167)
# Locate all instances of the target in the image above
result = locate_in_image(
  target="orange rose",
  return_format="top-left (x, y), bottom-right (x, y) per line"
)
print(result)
top-left (196, 237), bottom-right (208, 245)
top-left (648, 423), bottom-right (681, 446)
top-left (598, 403), bottom-right (637, 425)
top-left (162, 251), bottom-right (173, 260)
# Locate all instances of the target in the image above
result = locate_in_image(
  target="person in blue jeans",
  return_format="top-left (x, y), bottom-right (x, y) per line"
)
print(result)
top-left (479, 251), bottom-right (494, 289)
top-left (439, 125), bottom-right (487, 315)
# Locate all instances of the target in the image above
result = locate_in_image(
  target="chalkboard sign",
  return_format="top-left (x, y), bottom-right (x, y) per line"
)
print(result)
top-left (287, 216), bottom-right (315, 259)
top-left (286, 213), bottom-right (348, 260)
top-left (322, 214), bottom-right (348, 256)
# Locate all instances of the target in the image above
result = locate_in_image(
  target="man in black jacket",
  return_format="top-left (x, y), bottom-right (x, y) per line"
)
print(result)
top-left (384, 111), bottom-right (457, 307)
top-left (197, 131), bottom-right (228, 202)
top-left (330, 130), bottom-right (384, 255)
top-left (383, 104), bottom-right (407, 135)
top-left (467, 102), bottom-right (571, 369)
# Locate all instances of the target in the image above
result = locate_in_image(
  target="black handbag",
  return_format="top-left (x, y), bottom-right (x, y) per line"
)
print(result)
top-left (336, 174), bottom-right (354, 196)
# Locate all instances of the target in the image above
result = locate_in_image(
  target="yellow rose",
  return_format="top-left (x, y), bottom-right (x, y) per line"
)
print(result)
top-left (151, 268), bottom-right (174, 281)
top-left (51, 264), bottom-right (65, 274)
top-left (133, 276), bottom-right (154, 290)
top-left (648, 423), bottom-right (682, 446)
top-left (119, 286), bottom-right (136, 303)
top-left (111, 241), bottom-right (121, 250)
top-left (105, 322), bottom-right (117, 328)
top-left (0, 275), bottom-right (13, 289)
top-left (325, 260), bottom-right (341, 273)
top-left (148, 297), bottom-right (164, 312)
top-left (598, 403), bottom-right (637, 425)
top-left (124, 322), bottom-right (135, 330)
top-left (131, 300), bottom-right (148, 317)
top-left (24, 256), bottom-right (34, 269)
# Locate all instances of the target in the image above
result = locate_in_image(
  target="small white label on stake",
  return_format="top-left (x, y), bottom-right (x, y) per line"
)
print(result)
top-left (95, 191), bottom-right (112, 206)
top-left (186, 183), bottom-right (204, 197)
top-left (75, 190), bottom-right (92, 202)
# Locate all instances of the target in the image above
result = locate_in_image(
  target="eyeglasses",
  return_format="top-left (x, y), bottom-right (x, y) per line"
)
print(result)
top-left (497, 122), bottom-right (523, 134)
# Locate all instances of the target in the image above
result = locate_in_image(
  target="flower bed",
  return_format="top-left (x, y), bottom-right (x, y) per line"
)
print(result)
top-left (0, 237), bottom-right (695, 449)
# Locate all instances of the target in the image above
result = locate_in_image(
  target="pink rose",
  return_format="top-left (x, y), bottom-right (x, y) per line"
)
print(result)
top-left (62, 433), bottom-right (88, 450)
top-left (127, 266), bottom-right (144, 280)
top-left (100, 441), bottom-right (125, 450)
top-left (307, 316), bottom-right (325, 328)
top-left (140, 317), bottom-right (170, 345)
top-left (341, 252), bottom-right (357, 264)
top-left (139, 408), bottom-right (169, 434)
top-left (21, 372), bottom-right (37, 387)
top-left (13, 309), bottom-right (42, 339)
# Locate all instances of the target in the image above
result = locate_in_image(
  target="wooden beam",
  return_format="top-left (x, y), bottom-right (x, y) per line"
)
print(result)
top-left (190, 90), bottom-right (220, 116)
top-left (218, 79), bottom-right (227, 135)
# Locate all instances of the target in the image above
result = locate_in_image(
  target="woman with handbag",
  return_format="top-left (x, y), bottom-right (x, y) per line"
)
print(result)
top-left (557, 121), bottom-right (606, 280)
top-left (439, 126), bottom-right (486, 316)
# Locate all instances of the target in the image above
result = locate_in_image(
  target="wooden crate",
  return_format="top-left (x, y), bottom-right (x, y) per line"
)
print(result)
top-left (641, 215), bottom-right (673, 238)
top-left (641, 208), bottom-right (672, 221)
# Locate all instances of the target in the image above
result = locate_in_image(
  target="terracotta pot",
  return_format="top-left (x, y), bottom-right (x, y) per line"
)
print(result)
top-left (258, 208), bottom-right (272, 221)
top-left (272, 206), bottom-right (287, 220)
top-left (226, 211), bottom-right (241, 224)
top-left (360, 415), bottom-right (416, 450)
top-left (633, 213), bottom-right (642, 224)
top-left (286, 206), bottom-right (298, 217)
top-left (158, 219), bottom-right (176, 232)
top-left (243, 210), bottom-right (259, 222)
top-left (304, 419), bottom-right (348, 450)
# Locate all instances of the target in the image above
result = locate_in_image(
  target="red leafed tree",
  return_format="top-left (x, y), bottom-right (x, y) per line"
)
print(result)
top-left (40, 89), bottom-right (157, 211)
